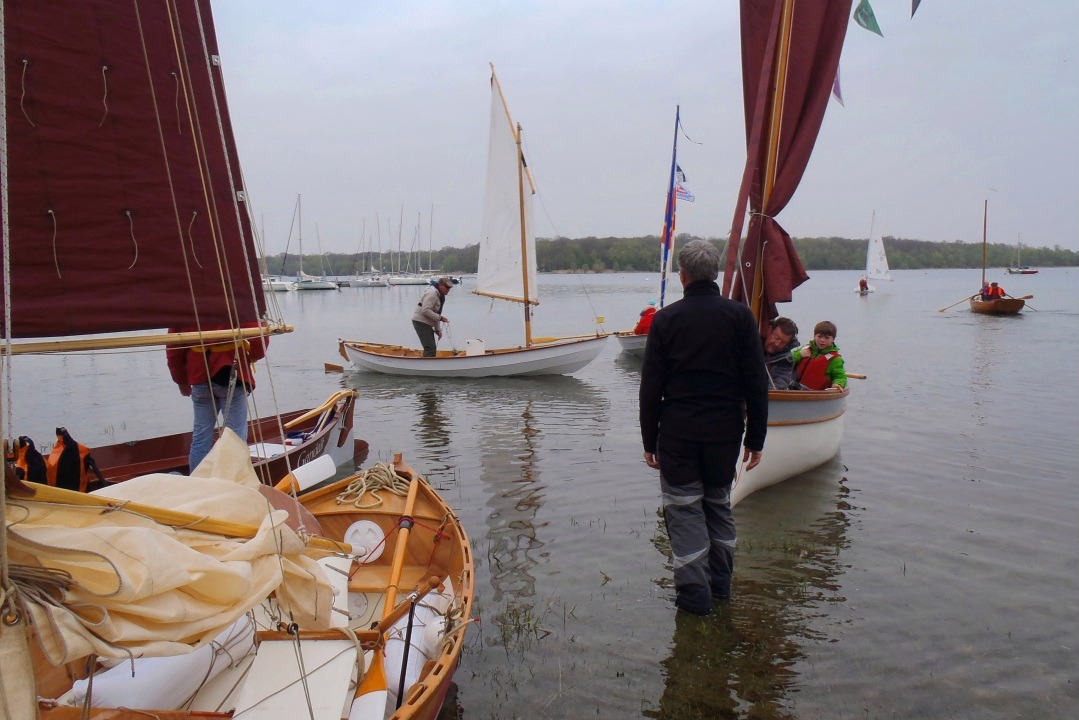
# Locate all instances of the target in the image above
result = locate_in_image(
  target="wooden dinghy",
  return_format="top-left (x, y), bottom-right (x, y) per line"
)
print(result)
top-left (339, 67), bottom-right (608, 378)
top-left (88, 390), bottom-right (362, 487)
top-left (339, 335), bottom-right (607, 377)
top-left (11, 449), bottom-right (473, 720)
top-left (969, 296), bottom-right (1025, 315)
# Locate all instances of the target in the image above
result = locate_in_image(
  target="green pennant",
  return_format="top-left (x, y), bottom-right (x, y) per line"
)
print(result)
top-left (854, 0), bottom-right (884, 36)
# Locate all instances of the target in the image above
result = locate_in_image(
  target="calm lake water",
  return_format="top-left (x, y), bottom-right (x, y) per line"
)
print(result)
top-left (8, 268), bottom-right (1078, 719)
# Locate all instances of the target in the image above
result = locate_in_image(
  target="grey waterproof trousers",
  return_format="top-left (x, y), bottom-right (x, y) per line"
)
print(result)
top-left (657, 435), bottom-right (739, 615)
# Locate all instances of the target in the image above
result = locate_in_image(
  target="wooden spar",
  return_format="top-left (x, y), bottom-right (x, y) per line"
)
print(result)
top-left (3, 324), bottom-right (293, 356)
top-left (751, 0), bottom-right (796, 326)
top-left (472, 290), bottom-right (539, 306)
top-left (981, 199), bottom-right (988, 288)
top-left (6, 482), bottom-right (351, 554)
top-left (517, 121), bottom-right (533, 348)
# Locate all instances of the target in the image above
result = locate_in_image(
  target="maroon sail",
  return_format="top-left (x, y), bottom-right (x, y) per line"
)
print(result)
top-left (723, 0), bottom-right (852, 323)
top-left (1, 0), bottom-right (264, 339)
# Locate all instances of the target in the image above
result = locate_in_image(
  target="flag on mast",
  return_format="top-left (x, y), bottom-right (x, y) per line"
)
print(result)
top-left (674, 165), bottom-right (695, 202)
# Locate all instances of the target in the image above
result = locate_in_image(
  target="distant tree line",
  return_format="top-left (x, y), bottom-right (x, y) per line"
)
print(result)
top-left (264, 234), bottom-right (1078, 275)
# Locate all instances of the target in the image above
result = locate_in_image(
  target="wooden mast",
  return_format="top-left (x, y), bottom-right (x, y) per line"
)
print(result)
top-left (516, 121), bottom-right (533, 348)
top-left (750, 0), bottom-right (796, 325)
top-left (981, 199), bottom-right (988, 288)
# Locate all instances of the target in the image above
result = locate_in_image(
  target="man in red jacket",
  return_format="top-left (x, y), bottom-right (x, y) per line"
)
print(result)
top-left (167, 326), bottom-right (267, 471)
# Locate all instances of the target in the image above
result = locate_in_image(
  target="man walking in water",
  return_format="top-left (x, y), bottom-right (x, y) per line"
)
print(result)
top-left (639, 240), bottom-right (769, 615)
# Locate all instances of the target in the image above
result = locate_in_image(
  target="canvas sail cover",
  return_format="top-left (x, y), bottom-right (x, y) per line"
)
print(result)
top-left (0, 0), bottom-right (265, 339)
top-left (476, 72), bottom-right (538, 305)
top-left (4, 432), bottom-right (334, 664)
top-left (723, 0), bottom-right (852, 322)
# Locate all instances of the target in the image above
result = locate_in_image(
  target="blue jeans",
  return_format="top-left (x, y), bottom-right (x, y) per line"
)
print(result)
top-left (189, 381), bottom-right (248, 471)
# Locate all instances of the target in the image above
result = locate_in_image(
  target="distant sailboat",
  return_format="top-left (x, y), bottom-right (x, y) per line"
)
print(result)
top-left (293, 195), bottom-right (339, 291)
top-left (1006, 235), bottom-right (1038, 274)
top-left (856, 210), bottom-right (890, 294)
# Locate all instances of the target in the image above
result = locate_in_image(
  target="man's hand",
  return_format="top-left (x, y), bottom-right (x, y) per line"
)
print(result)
top-left (440, 316), bottom-right (449, 323)
top-left (743, 447), bottom-right (762, 471)
top-left (179, 383), bottom-right (192, 397)
top-left (644, 451), bottom-right (659, 469)
top-left (435, 329), bottom-right (443, 339)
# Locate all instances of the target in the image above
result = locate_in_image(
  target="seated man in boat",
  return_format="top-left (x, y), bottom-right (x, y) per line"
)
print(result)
top-left (411, 277), bottom-right (453, 356)
top-left (984, 281), bottom-right (1005, 300)
top-left (790, 320), bottom-right (846, 391)
top-left (633, 301), bottom-right (658, 334)
top-left (762, 316), bottom-right (799, 390)
top-left (979, 282), bottom-right (991, 300)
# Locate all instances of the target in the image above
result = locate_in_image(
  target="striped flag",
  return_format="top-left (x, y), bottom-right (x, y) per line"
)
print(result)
top-left (674, 165), bottom-right (695, 202)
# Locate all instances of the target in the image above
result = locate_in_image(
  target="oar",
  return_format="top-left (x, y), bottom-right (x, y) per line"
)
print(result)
top-left (349, 476), bottom-right (421, 719)
top-left (1004, 293), bottom-right (1038, 310)
top-left (938, 295), bottom-right (976, 313)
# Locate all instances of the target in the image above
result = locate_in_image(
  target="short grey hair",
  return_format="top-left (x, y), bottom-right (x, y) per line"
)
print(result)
top-left (677, 239), bottom-right (722, 282)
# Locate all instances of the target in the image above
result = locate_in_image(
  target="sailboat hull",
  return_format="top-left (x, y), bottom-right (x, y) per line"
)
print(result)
top-left (731, 388), bottom-right (847, 507)
top-left (87, 392), bottom-right (361, 486)
top-left (969, 297), bottom-right (1025, 315)
top-left (339, 336), bottom-right (608, 377)
top-left (294, 279), bottom-right (340, 291)
top-left (614, 331), bottom-right (649, 357)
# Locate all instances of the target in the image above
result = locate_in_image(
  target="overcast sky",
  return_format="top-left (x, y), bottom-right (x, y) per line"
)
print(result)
top-left (211, 1), bottom-right (1078, 255)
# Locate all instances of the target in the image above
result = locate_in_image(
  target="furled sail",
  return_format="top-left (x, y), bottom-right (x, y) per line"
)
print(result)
top-left (1, 0), bottom-right (265, 340)
top-left (476, 68), bottom-right (538, 306)
top-left (723, 0), bottom-right (853, 324)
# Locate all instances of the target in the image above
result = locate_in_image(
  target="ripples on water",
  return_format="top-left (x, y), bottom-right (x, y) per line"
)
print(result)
top-left (9, 269), bottom-right (1077, 719)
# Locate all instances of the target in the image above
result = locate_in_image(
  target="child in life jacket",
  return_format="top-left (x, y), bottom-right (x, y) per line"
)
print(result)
top-left (791, 320), bottom-right (847, 390)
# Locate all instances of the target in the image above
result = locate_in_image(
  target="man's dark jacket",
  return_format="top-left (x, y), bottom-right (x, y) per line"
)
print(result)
top-left (639, 280), bottom-right (768, 454)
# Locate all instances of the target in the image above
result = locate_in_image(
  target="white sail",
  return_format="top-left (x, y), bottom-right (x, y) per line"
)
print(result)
top-left (865, 212), bottom-right (892, 281)
top-left (476, 71), bottom-right (538, 306)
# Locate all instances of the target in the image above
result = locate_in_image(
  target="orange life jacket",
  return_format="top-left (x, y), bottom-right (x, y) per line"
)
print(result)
top-left (11, 436), bottom-right (48, 483)
top-left (796, 351), bottom-right (841, 391)
top-left (46, 428), bottom-right (105, 493)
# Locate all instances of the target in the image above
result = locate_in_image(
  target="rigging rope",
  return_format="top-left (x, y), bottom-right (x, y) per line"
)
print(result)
top-left (521, 135), bottom-right (604, 330)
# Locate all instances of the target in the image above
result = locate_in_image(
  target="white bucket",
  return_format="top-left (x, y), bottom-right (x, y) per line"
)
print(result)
top-left (465, 339), bottom-right (485, 356)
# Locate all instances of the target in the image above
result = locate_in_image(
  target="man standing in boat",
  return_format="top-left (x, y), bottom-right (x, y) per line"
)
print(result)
top-left (167, 326), bottom-right (267, 471)
top-left (639, 240), bottom-right (769, 616)
top-left (412, 277), bottom-right (453, 357)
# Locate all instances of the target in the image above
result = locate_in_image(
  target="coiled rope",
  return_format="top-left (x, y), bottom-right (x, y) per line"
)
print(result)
top-left (334, 461), bottom-right (416, 509)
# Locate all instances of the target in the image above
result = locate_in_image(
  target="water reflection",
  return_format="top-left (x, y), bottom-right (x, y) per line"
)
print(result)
top-left (480, 397), bottom-right (544, 603)
top-left (647, 457), bottom-right (852, 719)
top-left (415, 390), bottom-right (450, 452)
